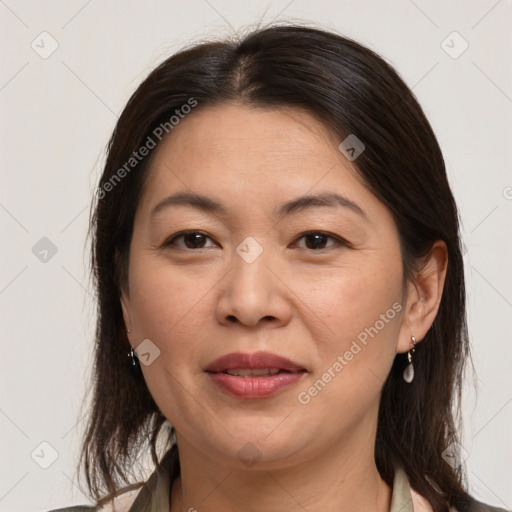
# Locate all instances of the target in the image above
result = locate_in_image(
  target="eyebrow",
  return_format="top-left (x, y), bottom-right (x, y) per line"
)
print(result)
top-left (150, 191), bottom-right (367, 220)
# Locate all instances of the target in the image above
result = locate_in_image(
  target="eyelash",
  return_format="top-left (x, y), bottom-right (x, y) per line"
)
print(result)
top-left (163, 230), bottom-right (350, 251)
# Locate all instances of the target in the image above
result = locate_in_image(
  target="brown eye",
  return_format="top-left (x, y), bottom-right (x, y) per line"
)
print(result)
top-left (164, 231), bottom-right (216, 249)
top-left (294, 232), bottom-right (345, 251)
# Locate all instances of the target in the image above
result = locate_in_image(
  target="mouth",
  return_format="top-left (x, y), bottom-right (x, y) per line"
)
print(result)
top-left (219, 368), bottom-right (304, 377)
top-left (204, 351), bottom-right (307, 399)
top-left (204, 351), bottom-right (307, 374)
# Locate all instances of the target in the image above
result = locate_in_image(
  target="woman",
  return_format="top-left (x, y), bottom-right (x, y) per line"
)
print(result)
top-left (47, 24), bottom-right (508, 512)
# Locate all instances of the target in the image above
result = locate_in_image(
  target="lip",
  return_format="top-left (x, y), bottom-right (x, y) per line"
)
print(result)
top-left (205, 351), bottom-right (306, 373)
top-left (205, 351), bottom-right (307, 399)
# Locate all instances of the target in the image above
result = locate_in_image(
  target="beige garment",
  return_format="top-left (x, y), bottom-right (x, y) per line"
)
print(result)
top-left (47, 448), bottom-right (508, 512)
top-left (90, 450), bottom-right (433, 512)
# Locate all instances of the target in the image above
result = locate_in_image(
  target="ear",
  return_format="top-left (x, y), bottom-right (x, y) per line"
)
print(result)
top-left (120, 290), bottom-right (132, 333)
top-left (115, 249), bottom-right (133, 334)
top-left (397, 240), bottom-right (448, 354)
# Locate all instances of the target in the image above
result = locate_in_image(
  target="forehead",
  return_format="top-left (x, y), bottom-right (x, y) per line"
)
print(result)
top-left (165, 102), bottom-right (337, 145)
top-left (139, 103), bottom-right (367, 206)
top-left (160, 104), bottom-right (341, 169)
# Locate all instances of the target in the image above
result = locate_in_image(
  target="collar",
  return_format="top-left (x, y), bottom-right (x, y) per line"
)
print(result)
top-left (117, 447), bottom-right (432, 512)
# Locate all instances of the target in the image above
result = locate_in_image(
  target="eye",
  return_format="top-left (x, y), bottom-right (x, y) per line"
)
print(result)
top-left (163, 231), bottom-right (217, 250)
top-left (293, 231), bottom-right (347, 251)
top-left (163, 230), bottom-right (348, 251)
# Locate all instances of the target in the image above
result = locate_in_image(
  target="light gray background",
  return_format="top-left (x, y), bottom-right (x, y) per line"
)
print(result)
top-left (1, 1), bottom-right (511, 511)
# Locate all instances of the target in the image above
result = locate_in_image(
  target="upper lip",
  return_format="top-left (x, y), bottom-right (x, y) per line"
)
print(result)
top-left (205, 351), bottom-right (306, 373)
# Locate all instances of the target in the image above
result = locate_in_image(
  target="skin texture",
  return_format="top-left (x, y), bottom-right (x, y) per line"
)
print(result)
top-left (121, 103), bottom-right (448, 512)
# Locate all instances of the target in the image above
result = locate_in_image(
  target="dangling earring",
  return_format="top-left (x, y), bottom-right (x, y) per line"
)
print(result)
top-left (127, 345), bottom-right (142, 377)
top-left (403, 336), bottom-right (417, 383)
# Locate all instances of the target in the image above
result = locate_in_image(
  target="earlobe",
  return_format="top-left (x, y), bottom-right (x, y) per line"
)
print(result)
top-left (120, 292), bottom-right (132, 333)
top-left (397, 240), bottom-right (448, 353)
top-left (116, 248), bottom-right (132, 332)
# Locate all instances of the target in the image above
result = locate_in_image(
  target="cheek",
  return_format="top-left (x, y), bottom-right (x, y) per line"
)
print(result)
top-left (296, 254), bottom-right (403, 335)
top-left (291, 254), bottom-right (404, 392)
top-left (127, 256), bottom-right (214, 361)
top-left (127, 258), bottom-right (217, 429)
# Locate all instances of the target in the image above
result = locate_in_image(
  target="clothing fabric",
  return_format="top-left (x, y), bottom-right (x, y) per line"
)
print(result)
top-left (45, 446), bottom-right (509, 512)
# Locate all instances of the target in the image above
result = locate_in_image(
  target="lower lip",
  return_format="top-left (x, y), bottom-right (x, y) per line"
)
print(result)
top-left (206, 371), bottom-right (306, 399)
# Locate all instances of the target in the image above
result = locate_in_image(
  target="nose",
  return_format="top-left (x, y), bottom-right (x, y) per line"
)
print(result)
top-left (215, 246), bottom-right (292, 329)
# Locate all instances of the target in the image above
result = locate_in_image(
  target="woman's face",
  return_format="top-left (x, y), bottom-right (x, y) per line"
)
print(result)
top-left (121, 103), bottom-right (412, 469)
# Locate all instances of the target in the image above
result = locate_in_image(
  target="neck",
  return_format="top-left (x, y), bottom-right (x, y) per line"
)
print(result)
top-left (170, 425), bottom-right (392, 512)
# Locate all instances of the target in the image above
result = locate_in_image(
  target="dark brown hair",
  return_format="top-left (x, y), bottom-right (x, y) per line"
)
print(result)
top-left (79, 23), bottom-right (472, 511)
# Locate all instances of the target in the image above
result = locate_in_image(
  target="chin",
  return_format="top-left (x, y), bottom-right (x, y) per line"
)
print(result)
top-left (196, 421), bottom-right (313, 470)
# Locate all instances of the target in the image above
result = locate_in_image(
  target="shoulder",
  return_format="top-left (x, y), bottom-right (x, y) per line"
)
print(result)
top-left (44, 486), bottom-right (141, 512)
top-left (44, 507), bottom-right (96, 512)
top-left (453, 495), bottom-right (511, 512)
top-left (408, 476), bottom-right (509, 512)
top-left (44, 445), bottom-right (179, 512)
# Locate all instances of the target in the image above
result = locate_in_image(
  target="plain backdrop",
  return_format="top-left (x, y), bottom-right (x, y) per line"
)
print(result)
top-left (1, 1), bottom-right (511, 511)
